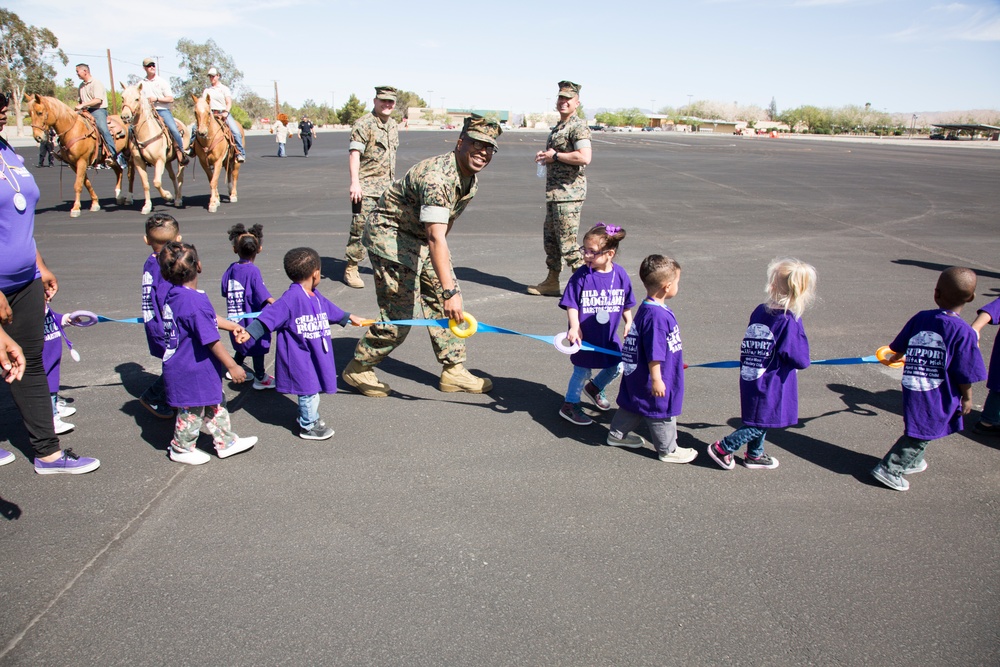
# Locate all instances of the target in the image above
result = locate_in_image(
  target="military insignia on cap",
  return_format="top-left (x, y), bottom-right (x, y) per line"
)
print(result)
top-left (462, 114), bottom-right (503, 147)
top-left (375, 86), bottom-right (398, 101)
top-left (557, 81), bottom-right (581, 98)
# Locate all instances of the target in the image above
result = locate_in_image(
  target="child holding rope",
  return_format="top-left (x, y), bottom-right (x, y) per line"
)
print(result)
top-left (159, 242), bottom-right (256, 465)
top-left (558, 222), bottom-right (635, 425)
top-left (708, 258), bottom-right (816, 471)
top-left (222, 223), bottom-right (275, 389)
top-left (138, 213), bottom-right (181, 419)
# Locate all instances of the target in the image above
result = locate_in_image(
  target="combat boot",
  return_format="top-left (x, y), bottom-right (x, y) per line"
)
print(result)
top-left (176, 147), bottom-right (189, 165)
top-left (526, 270), bottom-right (561, 296)
top-left (342, 360), bottom-right (390, 397)
top-left (439, 363), bottom-right (493, 394)
top-left (343, 262), bottom-right (364, 289)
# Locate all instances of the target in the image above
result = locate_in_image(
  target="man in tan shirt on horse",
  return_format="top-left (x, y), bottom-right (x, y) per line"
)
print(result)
top-left (75, 63), bottom-right (126, 170)
top-left (141, 58), bottom-right (188, 165)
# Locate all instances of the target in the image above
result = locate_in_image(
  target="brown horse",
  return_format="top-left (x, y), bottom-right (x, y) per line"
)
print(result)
top-left (120, 83), bottom-right (187, 214)
top-left (191, 93), bottom-right (242, 213)
top-left (26, 94), bottom-right (127, 217)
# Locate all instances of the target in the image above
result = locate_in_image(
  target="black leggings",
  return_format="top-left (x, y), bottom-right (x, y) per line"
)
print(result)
top-left (233, 353), bottom-right (266, 380)
top-left (3, 279), bottom-right (60, 457)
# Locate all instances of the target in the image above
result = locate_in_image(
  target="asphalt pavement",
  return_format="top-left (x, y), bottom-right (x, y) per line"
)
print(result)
top-left (1, 130), bottom-right (998, 666)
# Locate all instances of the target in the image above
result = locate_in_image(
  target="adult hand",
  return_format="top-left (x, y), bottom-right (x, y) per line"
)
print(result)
top-left (349, 183), bottom-right (363, 204)
top-left (443, 293), bottom-right (464, 323)
top-left (40, 266), bottom-right (58, 301)
top-left (0, 292), bottom-right (11, 325)
top-left (0, 327), bottom-right (25, 383)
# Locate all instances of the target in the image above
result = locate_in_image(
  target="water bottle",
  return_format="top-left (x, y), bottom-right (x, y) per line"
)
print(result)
top-left (536, 161), bottom-right (546, 178)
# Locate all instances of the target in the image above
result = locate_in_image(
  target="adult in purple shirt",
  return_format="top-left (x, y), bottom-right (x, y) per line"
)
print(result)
top-left (0, 93), bottom-right (99, 473)
top-left (971, 296), bottom-right (1000, 435)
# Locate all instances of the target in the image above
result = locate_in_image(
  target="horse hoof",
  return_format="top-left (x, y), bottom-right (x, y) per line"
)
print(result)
top-left (125, 197), bottom-right (133, 206)
top-left (141, 204), bottom-right (152, 215)
top-left (229, 195), bottom-right (238, 203)
top-left (116, 196), bottom-right (125, 206)
top-left (90, 203), bottom-right (101, 212)
top-left (70, 209), bottom-right (81, 218)
top-left (164, 193), bottom-right (174, 202)
top-left (176, 197), bottom-right (184, 208)
top-left (208, 204), bottom-right (219, 213)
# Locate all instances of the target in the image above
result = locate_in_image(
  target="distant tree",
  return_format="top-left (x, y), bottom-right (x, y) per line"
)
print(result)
top-left (53, 76), bottom-right (77, 107)
top-left (238, 90), bottom-right (271, 126)
top-left (0, 9), bottom-right (67, 136)
top-left (767, 97), bottom-right (778, 121)
top-left (392, 90), bottom-right (427, 123)
top-left (576, 104), bottom-right (586, 119)
top-left (172, 38), bottom-right (244, 113)
top-left (619, 108), bottom-right (649, 127)
top-left (595, 111), bottom-right (623, 127)
top-left (337, 94), bottom-right (367, 125)
top-left (230, 104), bottom-right (251, 130)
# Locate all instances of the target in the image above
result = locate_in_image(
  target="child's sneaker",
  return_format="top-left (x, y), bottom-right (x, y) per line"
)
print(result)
top-left (871, 463), bottom-right (909, 491)
top-left (901, 458), bottom-right (928, 475)
top-left (659, 447), bottom-right (697, 463)
top-left (583, 381), bottom-right (612, 411)
top-left (252, 374), bottom-right (277, 390)
top-left (217, 436), bottom-right (257, 459)
top-left (55, 403), bottom-right (77, 418)
top-left (606, 431), bottom-right (645, 448)
top-left (34, 448), bottom-right (100, 475)
top-left (0, 447), bottom-right (15, 466)
top-left (743, 453), bottom-right (779, 469)
top-left (300, 420), bottom-right (334, 441)
top-left (53, 417), bottom-right (75, 435)
top-left (169, 447), bottom-right (211, 465)
top-left (707, 441), bottom-right (735, 470)
top-left (139, 395), bottom-right (174, 419)
top-left (559, 402), bottom-right (593, 426)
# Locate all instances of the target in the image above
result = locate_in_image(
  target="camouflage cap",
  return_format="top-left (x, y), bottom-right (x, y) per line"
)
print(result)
top-left (142, 57), bottom-right (156, 67)
top-left (375, 86), bottom-right (398, 101)
top-left (557, 81), bottom-right (581, 99)
top-left (461, 114), bottom-right (503, 148)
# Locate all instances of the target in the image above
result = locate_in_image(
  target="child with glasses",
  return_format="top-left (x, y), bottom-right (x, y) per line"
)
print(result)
top-left (557, 223), bottom-right (635, 425)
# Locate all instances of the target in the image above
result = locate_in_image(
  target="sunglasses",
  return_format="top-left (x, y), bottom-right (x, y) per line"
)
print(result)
top-left (0, 92), bottom-right (7, 107)
top-left (144, 63), bottom-right (156, 68)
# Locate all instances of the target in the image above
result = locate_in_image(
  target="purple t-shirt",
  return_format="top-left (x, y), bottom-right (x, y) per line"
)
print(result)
top-left (738, 304), bottom-right (811, 428)
top-left (616, 301), bottom-right (684, 418)
top-left (0, 141), bottom-right (42, 294)
top-left (221, 260), bottom-right (272, 357)
top-left (162, 286), bottom-right (224, 408)
top-left (257, 284), bottom-right (349, 396)
top-left (891, 309), bottom-right (987, 440)
top-left (142, 252), bottom-right (169, 358)
top-left (43, 306), bottom-right (63, 394)
top-left (977, 298), bottom-right (1000, 392)
top-left (559, 263), bottom-right (635, 368)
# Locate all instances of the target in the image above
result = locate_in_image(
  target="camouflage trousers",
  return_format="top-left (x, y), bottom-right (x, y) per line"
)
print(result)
top-left (353, 254), bottom-right (466, 368)
top-left (543, 200), bottom-right (585, 272)
top-left (171, 404), bottom-right (237, 453)
top-left (345, 196), bottom-right (378, 264)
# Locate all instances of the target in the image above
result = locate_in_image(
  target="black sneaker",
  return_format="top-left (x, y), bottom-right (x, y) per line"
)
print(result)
top-left (140, 395), bottom-right (175, 419)
top-left (300, 420), bottom-right (334, 441)
top-left (742, 453), bottom-right (779, 469)
top-left (973, 421), bottom-right (1000, 437)
top-left (559, 402), bottom-right (593, 426)
top-left (707, 441), bottom-right (735, 470)
top-left (583, 380), bottom-right (612, 411)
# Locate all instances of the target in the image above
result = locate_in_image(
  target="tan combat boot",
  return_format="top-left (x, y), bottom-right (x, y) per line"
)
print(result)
top-left (439, 363), bottom-right (493, 394)
top-left (526, 270), bottom-right (561, 296)
top-left (342, 359), bottom-right (390, 397)
top-left (343, 262), bottom-right (364, 289)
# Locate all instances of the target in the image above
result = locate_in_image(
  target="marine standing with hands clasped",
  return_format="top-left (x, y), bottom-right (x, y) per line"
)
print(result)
top-left (344, 86), bottom-right (399, 289)
top-left (528, 81), bottom-right (593, 297)
top-left (342, 115), bottom-right (502, 398)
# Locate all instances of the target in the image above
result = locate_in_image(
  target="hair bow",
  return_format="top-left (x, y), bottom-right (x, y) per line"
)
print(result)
top-left (597, 222), bottom-right (621, 235)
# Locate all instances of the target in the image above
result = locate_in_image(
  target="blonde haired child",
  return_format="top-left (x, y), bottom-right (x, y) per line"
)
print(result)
top-left (708, 258), bottom-right (817, 471)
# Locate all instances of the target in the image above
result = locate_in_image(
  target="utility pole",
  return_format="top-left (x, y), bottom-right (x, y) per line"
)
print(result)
top-left (274, 81), bottom-right (279, 117)
top-left (106, 49), bottom-right (117, 114)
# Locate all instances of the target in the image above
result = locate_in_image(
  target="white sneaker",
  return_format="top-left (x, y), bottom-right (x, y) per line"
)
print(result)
top-left (169, 447), bottom-right (211, 465)
top-left (252, 375), bottom-right (276, 390)
top-left (53, 417), bottom-right (75, 435)
top-left (217, 436), bottom-right (257, 459)
top-left (56, 403), bottom-right (77, 418)
top-left (659, 447), bottom-right (698, 464)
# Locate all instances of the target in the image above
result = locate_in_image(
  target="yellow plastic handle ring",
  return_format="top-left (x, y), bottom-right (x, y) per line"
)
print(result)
top-left (876, 345), bottom-right (904, 368)
top-left (448, 312), bottom-right (478, 338)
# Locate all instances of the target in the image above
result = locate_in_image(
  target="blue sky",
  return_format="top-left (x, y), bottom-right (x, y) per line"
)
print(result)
top-left (14, 0), bottom-right (1000, 114)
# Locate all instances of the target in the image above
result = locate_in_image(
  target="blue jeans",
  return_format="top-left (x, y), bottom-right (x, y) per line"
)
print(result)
top-left (155, 109), bottom-right (184, 152)
top-left (720, 425), bottom-right (768, 459)
top-left (277, 142), bottom-right (286, 158)
top-left (224, 114), bottom-right (245, 156)
top-left (880, 434), bottom-right (930, 474)
top-left (565, 364), bottom-right (620, 403)
top-left (297, 394), bottom-right (320, 430)
top-left (90, 108), bottom-right (119, 159)
top-left (981, 389), bottom-right (1000, 425)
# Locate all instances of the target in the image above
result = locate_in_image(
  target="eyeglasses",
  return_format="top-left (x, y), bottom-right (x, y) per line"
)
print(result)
top-left (579, 246), bottom-right (609, 258)
top-left (468, 139), bottom-right (497, 155)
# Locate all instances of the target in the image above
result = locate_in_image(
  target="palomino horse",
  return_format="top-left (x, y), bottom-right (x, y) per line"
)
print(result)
top-left (26, 94), bottom-right (127, 217)
top-left (119, 83), bottom-right (187, 214)
top-left (191, 93), bottom-right (242, 213)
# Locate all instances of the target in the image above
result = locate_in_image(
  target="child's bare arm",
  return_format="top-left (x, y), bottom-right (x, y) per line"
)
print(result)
top-left (216, 316), bottom-right (249, 343)
top-left (971, 311), bottom-right (991, 341)
top-left (959, 383), bottom-right (973, 415)
top-left (566, 308), bottom-right (582, 344)
top-left (208, 340), bottom-right (246, 382)
top-left (649, 360), bottom-right (665, 397)
top-left (621, 308), bottom-right (633, 338)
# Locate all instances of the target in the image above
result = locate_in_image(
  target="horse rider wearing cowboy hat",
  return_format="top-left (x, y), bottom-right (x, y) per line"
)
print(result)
top-left (194, 67), bottom-right (246, 162)
top-left (140, 57), bottom-right (189, 165)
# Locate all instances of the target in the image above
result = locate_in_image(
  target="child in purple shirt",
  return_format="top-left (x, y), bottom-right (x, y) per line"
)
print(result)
top-left (871, 267), bottom-right (987, 491)
top-left (558, 223), bottom-right (635, 425)
top-left (139, 213), bottom-right (181, 420)
top-left (607, 255), bottom-right (696, 463)
top-left (708, 259), bottom-right (816, 472)
top-left (159, 242), bottom-right (257, 465)
top-left (971, 296), bottom-right (1000, 436)
top-left (246, 248), bottom-right (365, 440)
top-left (221, 223), bottom-right (275, 389)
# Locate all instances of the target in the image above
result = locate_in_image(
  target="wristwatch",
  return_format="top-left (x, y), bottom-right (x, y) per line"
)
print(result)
top-left (552, 152), bottom-right (559, 162)
top-left (442, 287), bottom-right (461, 300)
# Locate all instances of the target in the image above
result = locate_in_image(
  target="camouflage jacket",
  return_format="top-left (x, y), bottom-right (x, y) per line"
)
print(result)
top-left (363, 152), bottom-right (477, 271)
top-left (349, 112), bottom-right (399, 198)
top-left (545, 115), bottom-right (592, 202)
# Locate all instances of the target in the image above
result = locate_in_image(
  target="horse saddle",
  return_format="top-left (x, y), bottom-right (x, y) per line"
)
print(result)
top-left (212, 112), bottom-right (240, 157)
top-left (77, 111), bottom-right (124, 166)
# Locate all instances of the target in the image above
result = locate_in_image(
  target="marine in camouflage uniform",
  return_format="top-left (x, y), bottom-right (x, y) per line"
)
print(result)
top-left (342, 115), bottom-right (503, 398)
top-left (345, 86), bottom-right (400, 288)
top-left (527, 81), bottom-right (594, 297)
